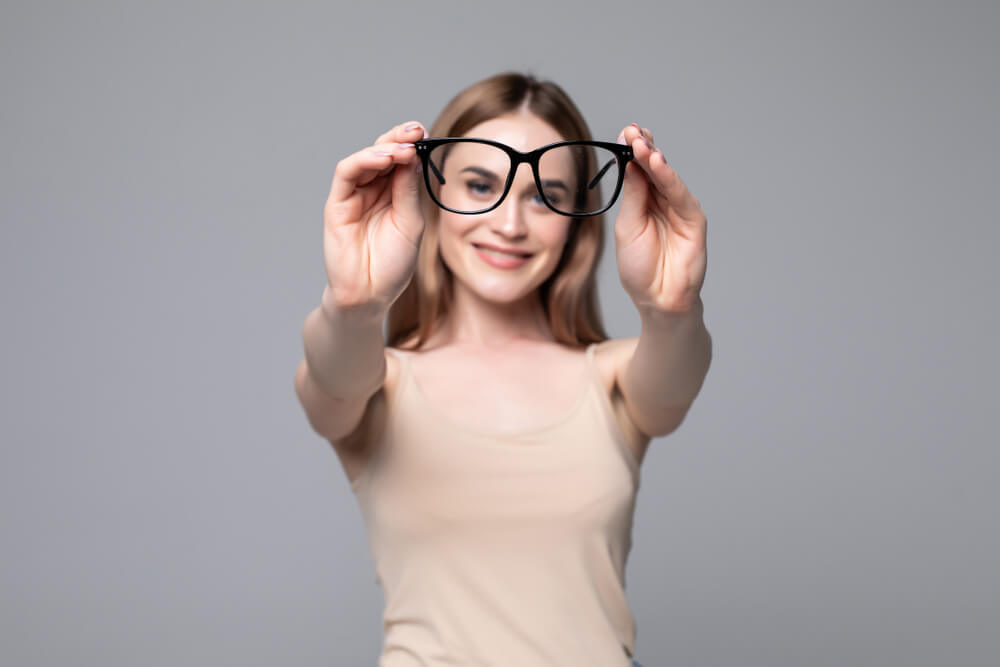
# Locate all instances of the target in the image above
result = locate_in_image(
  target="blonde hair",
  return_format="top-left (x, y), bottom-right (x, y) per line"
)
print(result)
top-left (387, 71), bottom-right (611, 350)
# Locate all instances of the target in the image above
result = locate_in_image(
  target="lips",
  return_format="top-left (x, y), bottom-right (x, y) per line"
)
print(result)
top-left (472, 243), bottom-right (533, 258)
top-left (474, 245), bottom-right (531, 269)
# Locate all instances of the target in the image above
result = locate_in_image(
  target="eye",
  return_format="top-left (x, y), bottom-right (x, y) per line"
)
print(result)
top-left (540, 190), bottom-right (563, 206)
top-left (467, 181), bottom-right (495, 196)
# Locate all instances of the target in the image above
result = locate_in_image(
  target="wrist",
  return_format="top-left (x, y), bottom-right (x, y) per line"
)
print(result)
top-left (637, 296), bottom-right (705, 323)
top-left (320, 285), bottom-right (387, 328)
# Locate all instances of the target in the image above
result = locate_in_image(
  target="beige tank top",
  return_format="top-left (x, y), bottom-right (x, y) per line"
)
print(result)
top-left (350, 342), bottom-right (642, 666)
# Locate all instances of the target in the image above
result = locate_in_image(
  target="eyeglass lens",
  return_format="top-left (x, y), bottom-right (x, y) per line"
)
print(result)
top-left (425, 141), bottom-right (621, 216)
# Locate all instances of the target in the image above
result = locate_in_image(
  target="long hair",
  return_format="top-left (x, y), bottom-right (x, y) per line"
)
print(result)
top-left (386, 72), bottom-right (611, 350)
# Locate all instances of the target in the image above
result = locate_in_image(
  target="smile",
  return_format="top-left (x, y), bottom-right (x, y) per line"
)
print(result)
top-left (473, 244), bottom-right (533, 268)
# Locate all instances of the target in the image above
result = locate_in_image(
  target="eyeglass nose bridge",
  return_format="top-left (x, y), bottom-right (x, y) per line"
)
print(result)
top-left (500, 152), bottom-right (544, 208)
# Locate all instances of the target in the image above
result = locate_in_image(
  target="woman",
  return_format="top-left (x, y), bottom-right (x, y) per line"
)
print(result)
top-left (296, 72), bottom-right (712, 666)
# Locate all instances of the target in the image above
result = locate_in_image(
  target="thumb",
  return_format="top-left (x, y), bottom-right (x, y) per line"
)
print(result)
top-left (390, 156), bottom-right (425, 237)
top-left (614, 160), bottom-right (649, 243)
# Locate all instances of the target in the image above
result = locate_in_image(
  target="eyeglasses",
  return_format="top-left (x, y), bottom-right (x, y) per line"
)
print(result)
top-left (414, 138), bottom-right (634, 218)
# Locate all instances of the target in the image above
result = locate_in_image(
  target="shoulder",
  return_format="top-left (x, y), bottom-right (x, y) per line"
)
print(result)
top-left (592, 337), bottom-right (640, 381)
top-left (331, 345), bottom-right (406, 450)
top-left (592, 336), bottom-right (639, 357)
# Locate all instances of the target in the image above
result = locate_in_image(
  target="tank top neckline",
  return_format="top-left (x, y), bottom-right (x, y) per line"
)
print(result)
top-left (392, 342), bottom-right (600, 439)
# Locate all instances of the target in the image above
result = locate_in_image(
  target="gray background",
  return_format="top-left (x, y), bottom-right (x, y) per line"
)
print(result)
top-left (2, 0), bottom-right (997, 665)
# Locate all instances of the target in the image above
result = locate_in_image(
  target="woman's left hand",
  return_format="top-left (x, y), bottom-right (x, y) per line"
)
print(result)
top-left (612, 123), bottom-right (708, 315)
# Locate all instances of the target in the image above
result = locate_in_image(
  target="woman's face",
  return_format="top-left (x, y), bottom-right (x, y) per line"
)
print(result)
top-left (435, 112), bottom-right (574, 306)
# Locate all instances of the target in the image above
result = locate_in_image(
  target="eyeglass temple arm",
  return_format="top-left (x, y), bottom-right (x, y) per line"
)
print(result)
top-left (587, 158), bottom-right (616, 190)
top-left (427, 158), bottom-right (446, 185)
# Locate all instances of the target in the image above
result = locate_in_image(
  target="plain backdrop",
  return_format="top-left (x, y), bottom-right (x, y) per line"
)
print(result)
top-left (2, 1), bottom-right (998, 665)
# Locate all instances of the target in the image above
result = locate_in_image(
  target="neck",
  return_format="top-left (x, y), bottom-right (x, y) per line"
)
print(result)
top-left (436, 282), bottom-right (553, 349)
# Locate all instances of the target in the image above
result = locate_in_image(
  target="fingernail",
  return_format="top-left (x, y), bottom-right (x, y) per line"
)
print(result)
top-left (404, 123), bottom-right (421, 131)
top-left (616, 132), bottom-right (626, 145)
top-left (642, 136), bottom-right (653, 149)
top-left (375, 150), bottom-right (393, 157)
top-left (396, 143), bottom-right (414, 150)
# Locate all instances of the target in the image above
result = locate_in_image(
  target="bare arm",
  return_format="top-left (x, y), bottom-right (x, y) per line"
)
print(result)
top-left (294, 286), bottom-right (387, 441)
top-left (621, 298), bottom-right (713, 438)
top-left (303, 285), bottom-right (386, 400)
top-left (611, 123), bottom-right (712, 438)
top-left (295, 119), bottom-right (427, 441)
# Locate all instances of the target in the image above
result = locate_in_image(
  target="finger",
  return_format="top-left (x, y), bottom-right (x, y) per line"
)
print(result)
top-left (616, 124), bottom-right (646, 174)
top-left (627, 126), bottom-right (670, 190)
top-left (628, 123), bottom-right (655, 149)
top-left (622, 123), bottom-right (642, 146)
top-left (330, 142), bottom-right (417, 203)
top-left (614, 161), bottom-right (650, 245)
top-left (621, 125), bottom-right (703, 221)
top-left (616, 123), bottom-right (653, 216)
top-left (629, 122), bottom-right (654, 152)
top-left (389, 148), bottom-right (425, 240)
top-left (623, 124), bottom-right (659, 191)
top-left (645, 149), bottom-right (704, 221)
top-left (357, 141), bottom-right (419, 187)
top-left (375, 120), bottom-right (427, 146)
top-left (365, 120), bottom-right (426, 184)
top-left (622, 124), bottom-right (652, 168)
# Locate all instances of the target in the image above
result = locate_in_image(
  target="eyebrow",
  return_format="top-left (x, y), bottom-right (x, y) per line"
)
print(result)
top-left (460, 166), bottom-right (502, 180)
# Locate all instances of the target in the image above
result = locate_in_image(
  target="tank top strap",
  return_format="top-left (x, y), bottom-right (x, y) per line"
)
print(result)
top-left (385, 346), bottom-right (413, 408)
top-left (583, 341), bottom-right (603, 387)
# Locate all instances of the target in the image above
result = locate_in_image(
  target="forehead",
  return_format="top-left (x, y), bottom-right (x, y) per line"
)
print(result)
top-left (462, 113), bottom-right (565, 152)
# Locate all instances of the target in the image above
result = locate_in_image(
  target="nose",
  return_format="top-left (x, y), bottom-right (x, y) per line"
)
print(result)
top-left (491, 196), bottom-right (528, 235)
top-left (489, 163), bottom-right (533, 235)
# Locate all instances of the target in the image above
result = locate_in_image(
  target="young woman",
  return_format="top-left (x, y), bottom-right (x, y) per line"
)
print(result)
top-left (296, 71), bottom-right (712, 667)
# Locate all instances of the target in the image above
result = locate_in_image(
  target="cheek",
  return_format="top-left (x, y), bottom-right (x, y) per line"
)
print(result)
top-left (436, 216), bottom-right (469, 247)
top-left (545, 223), bottom-right (573, 252)
top-left (435, 216), bottom-right (478, 267)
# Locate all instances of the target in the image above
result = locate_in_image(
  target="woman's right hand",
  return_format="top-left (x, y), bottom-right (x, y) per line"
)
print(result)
top-left (322, 121), bottom-right (427, 320)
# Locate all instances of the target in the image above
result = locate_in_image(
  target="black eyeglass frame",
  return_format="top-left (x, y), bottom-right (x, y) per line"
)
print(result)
top-left (414, 137), bottom-right (634, 218)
